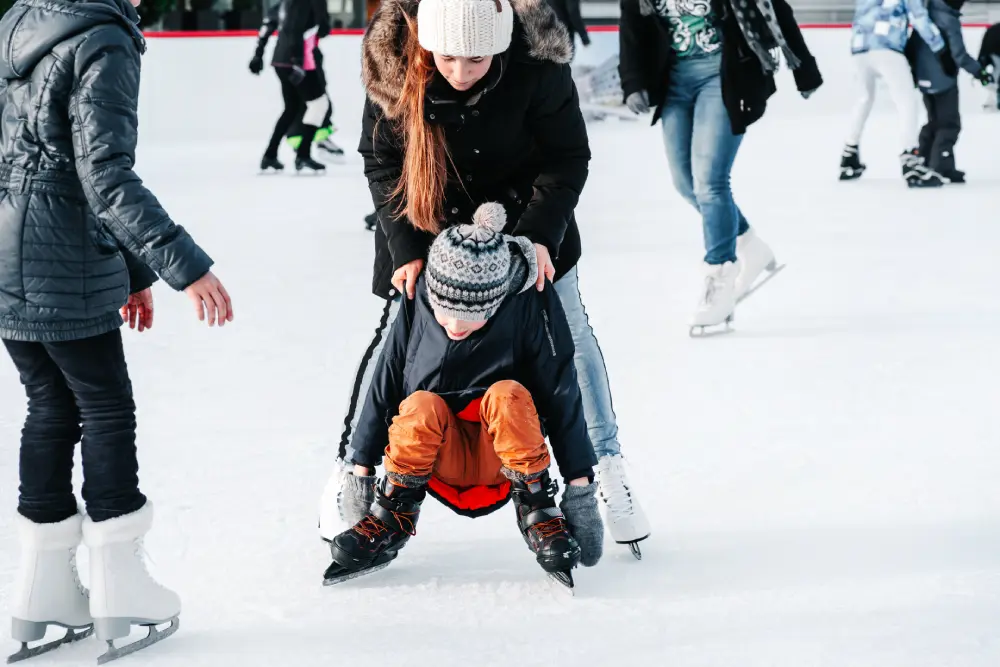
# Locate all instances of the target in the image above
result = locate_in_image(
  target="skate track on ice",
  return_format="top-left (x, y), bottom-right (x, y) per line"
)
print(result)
top-left (2, 29), bottom-right (999, 667)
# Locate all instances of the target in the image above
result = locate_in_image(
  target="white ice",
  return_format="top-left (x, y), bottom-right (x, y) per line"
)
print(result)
top-left (2, 30), bottom-right (999, 667)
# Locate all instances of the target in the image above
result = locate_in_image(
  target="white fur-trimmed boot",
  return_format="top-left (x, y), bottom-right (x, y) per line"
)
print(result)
top-left (82, 502), bottom-right (180, 659)
top-left (9, 513), bottom-right (93, 661)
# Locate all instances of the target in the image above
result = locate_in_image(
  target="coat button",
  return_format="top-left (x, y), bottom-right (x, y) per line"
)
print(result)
top-left (429, 113), bottom-right (436, 120)
top-left (465, 174), bottom-right (472, 181)
top-left (473, 149), bottom-right (480, 154)
top-left (388, 288), bottom-right (397, 297)
top-left (472, 110), bottom-right (479, 116)
top-left (451, 207), bottom-right (459, 214)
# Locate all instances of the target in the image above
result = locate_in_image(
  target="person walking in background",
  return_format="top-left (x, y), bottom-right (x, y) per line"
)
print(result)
top-left (548, 0), bottom-right (590, 56)
top-left (618, 0), bottom-right (822, 335)
top-left (249, 0), bottom-right (331, 174)
top-left (978, 22), bottom-right (1000, 109)
top-left (840, 0), bottom-right (948, 187)
top-left (0, 0), bottom-right (233, 662)
top-left (323, 0), bottom-right (650, 560)
top-left (906, 0), bottom-right (994, 184)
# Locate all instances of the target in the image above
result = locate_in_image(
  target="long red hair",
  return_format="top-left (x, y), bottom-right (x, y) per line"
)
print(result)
top-left (385, 13), bottom-right (448, 235)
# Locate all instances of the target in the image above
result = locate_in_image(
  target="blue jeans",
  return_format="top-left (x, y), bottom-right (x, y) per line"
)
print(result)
top-left (660, 53), bottom-right (749, 265)
top-left (552, 267), bottom-right (620, 459)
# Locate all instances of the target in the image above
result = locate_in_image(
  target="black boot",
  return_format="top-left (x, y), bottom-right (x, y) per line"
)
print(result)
top-left (295, 125), bottom-right (326, 174)
top-left (364, 211), bottom-right (378, 231)
top-left (838, 144), bottom-right (865, 181)
top-left (901, 149), bottom-right (943, 188)
top-left (329, 478), bottom-right (424, 574)
top-left (939, 168), bottom-right (966, 184)
top-left (260, 155), bottom-right (284, 173)
top-left (511, 471), bottom-right (581, 577)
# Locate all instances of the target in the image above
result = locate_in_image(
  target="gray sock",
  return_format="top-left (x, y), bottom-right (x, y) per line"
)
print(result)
top-left (338, 473), bottom-right (376, 528)
top-left (559, 482), bottom-right (604, 567)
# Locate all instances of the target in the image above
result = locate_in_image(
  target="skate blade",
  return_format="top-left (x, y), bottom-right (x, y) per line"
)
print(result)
top-left (547, 571), bottom-right (575, 596)
top-left (838, 167), bottom-right (865, 181)
top-left (628, 542), bottom-right (643, 560)
top-left (258, 169), bottom-right (284, 176)
top-left (7, 626), bottom-right (93, 664)
top-left (689, 316), bottom-right (734, 338)
top-left (736, 262), bottom-right (786, 306)
top-left (322, 558), bottom-right (393, 586)
top-left (96, 618), bottom-right (178, 665)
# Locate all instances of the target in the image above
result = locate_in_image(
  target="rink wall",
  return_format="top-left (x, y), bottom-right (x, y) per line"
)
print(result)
top-left (137, 27), bottom-right (990, 144)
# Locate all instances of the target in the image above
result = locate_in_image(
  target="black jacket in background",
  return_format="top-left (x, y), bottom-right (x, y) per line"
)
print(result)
top-left (0, 0), bottom-right (213, 343)
top-left (618, 0), bottom-right (823, 133)
top-left (548, 0), bottom-right (590, 47)
top-left (254, 0), bottom-right (330, 68)
top-left (979, 22), bottom-right (1000, 65)
top-left (359, 0), bottom-right (589, 300)
top-left (351, 267), bottom-right (597, 483)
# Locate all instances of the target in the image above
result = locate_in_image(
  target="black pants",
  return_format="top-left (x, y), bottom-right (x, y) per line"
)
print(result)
top-left (3, 329), bottom-right (145, 524)
top-left (264, 68), bottom-right (325, 160)
top-left (918, 86), bottom-right (961, 174)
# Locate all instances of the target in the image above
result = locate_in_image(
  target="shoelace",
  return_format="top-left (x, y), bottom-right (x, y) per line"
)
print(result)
top-left (598, 459), bottom-right (635, 520)
top-left (700, 274), bottom-right (721, 306)
top-left (352, 511), bottom-right (418, 540)
top-left (530, 517), bottom-right (570, 541)
top-left (68, 551), bottom-right (88, 597)
top-left (133, 539), bottom-right (169, 591)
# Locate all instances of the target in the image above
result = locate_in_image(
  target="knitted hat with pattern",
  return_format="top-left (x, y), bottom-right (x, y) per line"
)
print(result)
top-left (417, 0), bottom-right (514, 58)
top-left (426, 203), bottom-right (536, 322)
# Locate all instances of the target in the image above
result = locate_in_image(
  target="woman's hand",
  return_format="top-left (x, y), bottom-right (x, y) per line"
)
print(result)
top-left (121, 288), bottom-right (154, 332)
top-left (392, 259), bottom-right (424, 300)
top-left (534, 243), bottom-right (556, 291)
top-left (184, 271), bottom-right (233, 327)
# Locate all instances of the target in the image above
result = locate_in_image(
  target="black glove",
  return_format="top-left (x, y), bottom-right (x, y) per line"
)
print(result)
top-left (936, 50), bottom-right (958, 78)
top-left (249, 56), bottom-right (264, 75)
top-left (975, 66), bottom-right (995, 86)
top-left (288, 64), bottom-right (306, 86)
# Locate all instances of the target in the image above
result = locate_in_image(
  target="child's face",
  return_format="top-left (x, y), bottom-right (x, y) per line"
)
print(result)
top-left (434, 310), bottom-right (487, 341)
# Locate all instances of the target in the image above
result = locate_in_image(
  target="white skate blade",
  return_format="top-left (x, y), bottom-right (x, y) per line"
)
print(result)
top-left (96, 618), bottom-right (178, 665)
top-left (689, 316), bottom-right (734, 338)
top-left (7, 626), bottom-right (93, 664)
top-left (736, 263), bottom-right (786, 305)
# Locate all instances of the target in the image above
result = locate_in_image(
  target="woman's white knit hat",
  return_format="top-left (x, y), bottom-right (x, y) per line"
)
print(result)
top-left (417, 0), bottom-right (515, 57)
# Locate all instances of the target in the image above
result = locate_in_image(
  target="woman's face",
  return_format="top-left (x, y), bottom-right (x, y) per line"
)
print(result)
top-left (432, 54), bottom-right (493, 92)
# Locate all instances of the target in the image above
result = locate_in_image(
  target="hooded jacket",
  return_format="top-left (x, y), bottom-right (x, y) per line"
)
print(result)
top-left (907, 0), bottom-right (981, 94)
top-left (358, 0), bottom-right (590, 300)
top-left (350, 250), bottom-right (597, 492)
top-left (0, 0), bottom-right (213, 343)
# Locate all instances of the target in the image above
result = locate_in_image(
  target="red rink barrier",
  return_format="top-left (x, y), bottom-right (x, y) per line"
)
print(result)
top-left (143, 23), bottom-right (992, 37)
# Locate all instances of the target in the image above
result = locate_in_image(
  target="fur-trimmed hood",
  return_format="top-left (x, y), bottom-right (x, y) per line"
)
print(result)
top-left (362, 0), bottom-right (573, 116)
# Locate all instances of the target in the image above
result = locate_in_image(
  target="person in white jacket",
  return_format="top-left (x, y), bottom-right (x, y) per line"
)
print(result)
top-left (840, 0), bottom-right (948, 187)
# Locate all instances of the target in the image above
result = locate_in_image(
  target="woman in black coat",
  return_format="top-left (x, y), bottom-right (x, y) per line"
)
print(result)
top-left (322, 0), bottom-right (650, 556)
top-left (619, 0), bottom-right (822, 334)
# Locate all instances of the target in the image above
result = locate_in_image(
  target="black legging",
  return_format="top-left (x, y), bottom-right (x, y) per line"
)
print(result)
top-left (264, 69), bottom-right (323, 160)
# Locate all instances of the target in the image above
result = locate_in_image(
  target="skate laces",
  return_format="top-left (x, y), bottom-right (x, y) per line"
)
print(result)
top-left (352, 511), bottom-right (418, 539)
top-left (598, 457), bottom-right (634, 520)
top-left (133, 539), bottom-right (168, 591)
top-left (69, 551), bottom-right (88, 596)
top-left (531, 517), bottom-right (570, 540)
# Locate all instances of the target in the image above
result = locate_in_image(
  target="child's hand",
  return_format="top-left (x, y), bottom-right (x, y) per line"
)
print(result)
top-left (121, 288), bottom-right (154, 333)
top-left (534, 243), bottom-right (555, 291)
top-left (184, 271), bottom-right (234, 327)
top-left (391, 259), bottom-right (424, 300)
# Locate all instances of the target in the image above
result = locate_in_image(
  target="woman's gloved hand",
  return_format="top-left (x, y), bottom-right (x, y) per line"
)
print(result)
top-left (560, 482), bottom-right (604, 567)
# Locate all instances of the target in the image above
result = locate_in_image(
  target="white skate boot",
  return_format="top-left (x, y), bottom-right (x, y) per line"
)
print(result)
top-left (318, 457), bottom-right (349, 543)
top-left (8, 514), bottom-right (93, 663)
top-left (595, 454), bottom-right (650, 560)
top-left (82, 502), bottom-right (180, 664)
top-left (689, 261), bottom-right (740, 337)
top-left (735, 228), bottom-right (783, 300)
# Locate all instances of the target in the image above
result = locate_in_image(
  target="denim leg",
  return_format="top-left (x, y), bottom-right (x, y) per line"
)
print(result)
top-left (659, 81), bottom-right (698, 211)
top-left (3, 340), bottom-right (81, 524)
top-left (43, 330), bottom-right (146, 522)
top-left (690, 70), bottom-right (744, 265)
top-left (553, 267), bottom-right (620, 458)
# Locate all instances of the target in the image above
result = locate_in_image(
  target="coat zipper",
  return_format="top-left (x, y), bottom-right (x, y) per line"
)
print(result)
top-left (541, 310), bottom-right (556, 358)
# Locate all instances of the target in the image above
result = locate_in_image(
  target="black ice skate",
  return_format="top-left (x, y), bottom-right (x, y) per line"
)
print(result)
top-left (294, 156), bottom-right (326, 175)
top-left (511, 471), bottom-right (581, 591)
top-left (901, 150), bottom-right (943, 188)
top-left (364, 211), bottom-right (378, 231)
top-left (939, 168), bottom-right (966, 184)
top-left (323, 478), bottom-right (424, 586)
top-left (839, 144), bottom-right (865, 181)
top-left (259, 155), bottom-right (284, 174)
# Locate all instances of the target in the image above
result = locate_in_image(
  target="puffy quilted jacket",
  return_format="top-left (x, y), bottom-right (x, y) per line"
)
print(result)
top-left (850, 0), bottom-right (944, 55)
top-left (0, 0), bottom-right (213, 342)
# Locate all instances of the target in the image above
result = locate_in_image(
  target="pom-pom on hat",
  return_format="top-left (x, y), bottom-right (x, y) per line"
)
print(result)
top-left (417, 0), bottom-right (515, 58)
top-left (426, 202), bottom-right (536, 322)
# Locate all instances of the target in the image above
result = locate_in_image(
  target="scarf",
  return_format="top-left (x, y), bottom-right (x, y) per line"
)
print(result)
top-left (638, 0), bottom-right (800, 73)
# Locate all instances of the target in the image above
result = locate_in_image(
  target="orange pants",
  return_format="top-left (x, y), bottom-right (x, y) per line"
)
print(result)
top-left (384, 381), bottom-right (550, 487)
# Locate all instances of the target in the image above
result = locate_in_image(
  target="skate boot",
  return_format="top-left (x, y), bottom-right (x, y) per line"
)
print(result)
top-left (82, 503), bottom-right (180, 664)
top-left (8, 514), bottom-right (93, 664)
top-left (689, 260), bottom-right (740, 337)
top-left (511, 471), bottom-right (581, 589)
top-left (295, 156), bottom-right (326, 174)
top-left (260, 155), bottom-right (284, 174)
top-left (838, 144), bottom-right (866, 181)
top-left (901, 149), bottom-right (943, 188)
top-left (364, 211), bottom-right (378, 231)
top-left (316, 138), bottom-right (345, 162)
top-left (734, 228), bottom-right (781, 300)
top-left (324, 478), bottom-right (424, 585)
top-left (595, 455), bottom-right (650, 560)
top-left (939, 168), bottom-right (966, 184)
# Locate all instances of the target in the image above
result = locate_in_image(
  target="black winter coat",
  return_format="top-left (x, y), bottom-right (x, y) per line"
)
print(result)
top-left (0, 0), bottom-right (213, 343)
top-left (907, 0), bottom-right (981, 94)
top-left (548, 0), bottom-right (590, 47)
top-left (351, 265), bottom-right (597, 483)
top-left (254, 0), bottom-right (330, 69)
top-left (618, 0), bottom-right (823, 133)
top-left (358, 0), bottom-right (590, 300)
top-left (979, 23), bottom-right (1000, 65)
